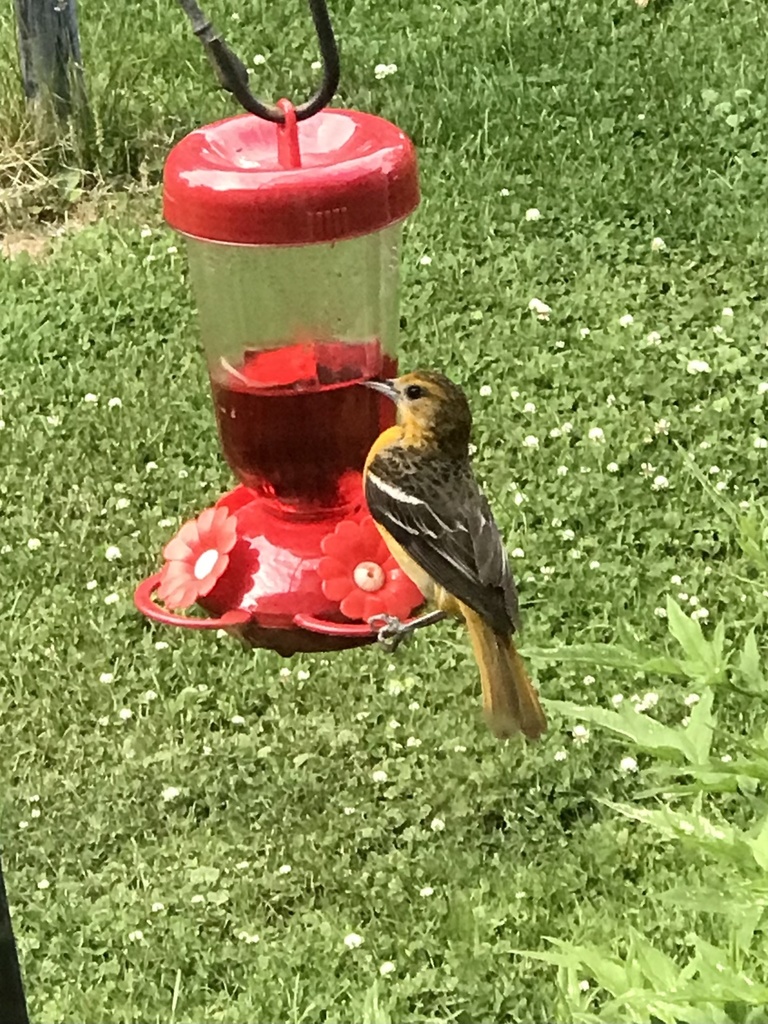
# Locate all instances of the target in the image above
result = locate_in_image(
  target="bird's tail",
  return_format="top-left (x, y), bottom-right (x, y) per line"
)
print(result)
top-left (461, 605), bottom-right (547, 740)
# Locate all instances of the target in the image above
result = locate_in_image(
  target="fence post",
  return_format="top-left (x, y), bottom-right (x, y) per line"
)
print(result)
top-left (0, 853), bottom-right (28, 1024)
top-left (14, 0), bottom-right (86, 118)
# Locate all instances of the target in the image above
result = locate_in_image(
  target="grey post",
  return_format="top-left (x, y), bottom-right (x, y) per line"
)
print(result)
top-left (14, 0), bottom-right (86, 118)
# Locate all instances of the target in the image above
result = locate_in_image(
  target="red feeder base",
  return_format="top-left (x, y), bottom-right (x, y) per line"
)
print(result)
top-left (134, 482), bottom-right (425, 657)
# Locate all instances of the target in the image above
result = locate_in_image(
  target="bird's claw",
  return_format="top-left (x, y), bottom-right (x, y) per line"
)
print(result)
top-left (368, 614), bottom-right (408, 652)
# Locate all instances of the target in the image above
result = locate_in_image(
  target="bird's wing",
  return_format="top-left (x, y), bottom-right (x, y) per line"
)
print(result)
top-left (365, 452), bottom-right (521, 635)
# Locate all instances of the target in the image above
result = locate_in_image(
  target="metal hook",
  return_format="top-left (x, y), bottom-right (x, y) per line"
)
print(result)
top-left (176, 0), bottom-right (340, 123)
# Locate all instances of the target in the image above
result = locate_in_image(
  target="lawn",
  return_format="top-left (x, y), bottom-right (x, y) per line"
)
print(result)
top-left (2, 0), bottom-right (768, 1021)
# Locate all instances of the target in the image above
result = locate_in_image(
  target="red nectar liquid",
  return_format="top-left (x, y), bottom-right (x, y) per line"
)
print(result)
top-left (210, 340), bottom-right (397, 515)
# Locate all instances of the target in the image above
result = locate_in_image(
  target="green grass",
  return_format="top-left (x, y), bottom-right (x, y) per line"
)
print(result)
top-left (3, 0), bottom-right (768, 1021)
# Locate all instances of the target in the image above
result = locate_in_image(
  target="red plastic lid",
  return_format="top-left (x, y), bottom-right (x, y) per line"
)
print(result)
top-left (163, 107), bottom-right (420, 245)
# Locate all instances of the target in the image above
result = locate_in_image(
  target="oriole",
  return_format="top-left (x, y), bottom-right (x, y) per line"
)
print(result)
top-left (363, 370), bottom-right (547, 741)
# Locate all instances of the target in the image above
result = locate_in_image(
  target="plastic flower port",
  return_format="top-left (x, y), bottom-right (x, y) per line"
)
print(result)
top-left (318, 515), bottom-right (423, 622)
top-left (158, 506), bottom-right (239, 610)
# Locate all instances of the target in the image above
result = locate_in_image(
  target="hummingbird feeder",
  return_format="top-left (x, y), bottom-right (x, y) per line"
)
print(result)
top-left (134, 0), bottom-right (424, 655)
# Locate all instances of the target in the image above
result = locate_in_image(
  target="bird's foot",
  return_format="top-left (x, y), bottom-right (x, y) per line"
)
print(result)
top-left (368, 614), bottom-right (408, 652)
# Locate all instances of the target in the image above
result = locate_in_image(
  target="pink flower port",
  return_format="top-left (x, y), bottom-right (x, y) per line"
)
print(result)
top-left (318, 515), bottom-right (424, 622)
top-left (158, 506), bottom-right (239, 610)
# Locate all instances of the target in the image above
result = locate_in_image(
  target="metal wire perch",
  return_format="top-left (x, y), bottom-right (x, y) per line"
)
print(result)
top-left (175, 0), bottom-right (340, 123)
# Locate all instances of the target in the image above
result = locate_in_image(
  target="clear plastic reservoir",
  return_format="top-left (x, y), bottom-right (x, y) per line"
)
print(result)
top-left (183, 224), bottom-right (402, 512)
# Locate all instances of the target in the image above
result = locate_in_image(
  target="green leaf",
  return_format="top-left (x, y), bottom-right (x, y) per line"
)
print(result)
top-left (738, 628), bottom-right (763, 690)
top-left (684, 689), bottom-right (716, 762)
top-left (546, 700), bottom-right (702, 763)
top-left (189, 865), bottom-right (221, 887)
top-left (745, 813), bottom-right (768, 870)
top-left (628, 929), bottom-right (680, 991)
top-left (666, 597), bottom-right (709, 669)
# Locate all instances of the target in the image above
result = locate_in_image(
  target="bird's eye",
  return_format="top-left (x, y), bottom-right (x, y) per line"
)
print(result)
top-left (404, 384), bottom-right (425, 401)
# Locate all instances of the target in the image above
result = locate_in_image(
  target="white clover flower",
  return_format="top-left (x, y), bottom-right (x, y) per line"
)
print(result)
top-left (142, 690), bottom-right (158, 703)
top-left (230, 714), bottom-right (245, 726)
top-left (579, 979), bottom-right (591, 992)
top-left (419, 254), bottom-right (432, 266)
top-left (607, 462), bottom-right (619, 473)
top-left (523, 401), bottom-right (536, 413)
top-left (467, 443), bottom-right (477, 456)
top-left (522, 435), bottom-right (539, 448)
top-left (454, 744), bottom-right (467, 753)
top-left (253, 53), bottom-right (267, 65)
top-left (119, 708), bottom-right (132, 721)
top-left (561, 421), bottom-right (574, 434)
top-left (406, 736), bottom-right (422, 748)
top-left (611, 694), bottom-right (624, 706)
top-left (579, 326), bottom-right (591, 338)
top-left (650, 236), bottom-right (666, 252)
top-left (691, 607), bottom-right (709, 621)
top-left (430, 817), bottom-right (445, 832)
top-left (499, 187), bottom-right (510, 197)
top-left (540, 566), bottom-right (555, 577)
top-left (374, 62), bottom-right (398, 79)
top-left (83, 393), bottom-right (99, 403)
top-left (561, 528), bottom-right (575, 541)
top-left (606, 394), bottom-right (616, 407)
top-left (583, 675), bottom-right (596, 685)
top-left (108, 397), bottom-right (122, 409)
top-left (589, 560), bottom-right (601, 570)
top-left (277, 864), bottom-right (292, 875)
top-left (587, 426), bottom-right (605, 442)
top-left (525, 207), bottom-right (541, 221)
top-left (380, 961), bottom-right (396, 976)
top-left (105, 545), bottom-right (121, 561)
top-left (296, 669), bottom-right (310, 681)
top-left (140, 226), bottom-right (152, 239)
top-left (127, 929), bottom-right (144, 942)
top-left (557, 465), bottom-right (569, 476)
top-left (654, 418), bottom-right (670, 435)
top-left (715, 480), bottom-right (728, 492)
top-left (162, 786), bottom-right (180, 802)
top-left (372, 769), bottom-right (388, 784)
top-left (27, 538), bottom-right (41, 551)
top-left (652, 475), bottom-right (669, 491)
top-left (408, 700), bottom-right (420, 711)
top-left (620, 756), bottom-right (638, 773)
top-left (754, 438), bottom-right (768, 449)
top-left (190, 894), bottom-right (205, 905)
top-left (18, 821), bottom-right (29, 830)
top-left (572, 725), bottom-right (590, 744)
top-left (419, 885), bottom-right (434, 897)
top-left (646, 330), bottom-right (662, 345)
top-left (99, 672), bottom-right (114, 684)
top-left (654, 606), bottom-right (667, 618)
top-left (549, 427), bottom-right (562, 438)
top-left (30, 808), bottom-right (40, 819)
top-left (758, 383), bottom-right (768, 395)
top-left (721, 754), bottom-right (733, 763)
top-left (722, 306), bottom-right (734, 317)
top-left (344, 932), bottom-right (364, 949)
top-left (479, 384), bottom-right (492, 397)
top-left (510, 548), bottom-right (525, 558)
top-left (684, 693), bottom-right (700, 707)
top-left (310, 59), bottom-right (322, 70)
top-left (166, 246), bottom-right (178, 255)
top-left (618, 314), bottom-right (634, 328)
top-left (687, 359), bottom-right (711, 374)
top-left (115, 497), bottom-right (130, 511)
top-left (104, 592), bottom-right (120, 606)
top-left (145, 461), bottom-right (158, 471)
top-left (528, 297), bottom-right (551, 320)
top-left (554, 749), bottom-right (568, 762)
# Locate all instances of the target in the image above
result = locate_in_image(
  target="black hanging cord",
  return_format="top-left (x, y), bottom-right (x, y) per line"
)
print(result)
top-left (0, 853), bottom-right (29, 1024)
top-left (175, 0), bottom-right (340, 123)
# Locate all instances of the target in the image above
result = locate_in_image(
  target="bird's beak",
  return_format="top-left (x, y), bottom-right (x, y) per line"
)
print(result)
top-left (364, 378), bottom-right (399, 402)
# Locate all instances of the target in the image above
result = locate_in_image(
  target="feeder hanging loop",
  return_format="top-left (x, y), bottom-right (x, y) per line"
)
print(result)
top-left (175, 0), bottom-right (340, 123)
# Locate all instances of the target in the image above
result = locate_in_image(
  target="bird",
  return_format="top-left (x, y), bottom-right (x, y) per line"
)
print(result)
top-left (363, 370), bottom-right (547, 741)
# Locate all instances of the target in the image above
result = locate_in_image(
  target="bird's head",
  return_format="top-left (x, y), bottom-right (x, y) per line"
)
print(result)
top-left (365, 370), bottom-right (473, 456)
